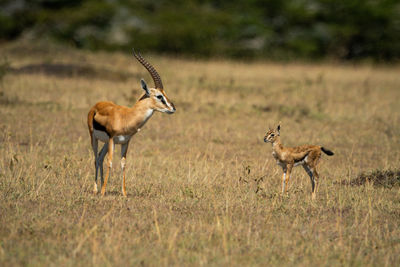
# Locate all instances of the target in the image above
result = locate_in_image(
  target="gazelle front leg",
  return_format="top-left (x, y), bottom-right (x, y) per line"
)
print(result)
top-left (120, 142), bottom-right (130, 197)
top-left (285, 164), bottom-right (293, 193)
top-left (101, 138), bottom-right (114, 196)
top-left (281, 166), bottom-right (287, 194)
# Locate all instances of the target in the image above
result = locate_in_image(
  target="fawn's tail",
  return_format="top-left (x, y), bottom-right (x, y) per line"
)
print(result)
top-left (321, 147), bottom-right (334, 156)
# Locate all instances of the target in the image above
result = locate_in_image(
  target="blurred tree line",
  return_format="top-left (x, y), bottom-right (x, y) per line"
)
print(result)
top-left (1, 0), bottom-right (399, 61)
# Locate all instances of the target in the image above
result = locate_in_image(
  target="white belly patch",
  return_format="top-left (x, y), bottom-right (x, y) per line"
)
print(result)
top-left (93, 130), bottom-right (131, 144)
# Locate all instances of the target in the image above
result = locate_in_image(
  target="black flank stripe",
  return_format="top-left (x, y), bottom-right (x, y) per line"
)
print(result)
top-left (294, 153), bottom-right (308, 163)
top-left (93, 117), bottom-right (111, 137)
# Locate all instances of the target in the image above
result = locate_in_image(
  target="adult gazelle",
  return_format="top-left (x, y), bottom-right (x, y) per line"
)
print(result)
top-left (87, 50), bottom-right (176, 196)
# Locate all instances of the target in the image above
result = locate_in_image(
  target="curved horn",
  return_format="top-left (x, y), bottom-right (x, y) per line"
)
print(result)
top-left (133, 49), bottom-right (163, 90)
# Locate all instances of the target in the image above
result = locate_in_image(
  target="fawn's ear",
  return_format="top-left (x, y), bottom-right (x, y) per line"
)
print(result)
top-left (277, 124), bottom-right (280, 135)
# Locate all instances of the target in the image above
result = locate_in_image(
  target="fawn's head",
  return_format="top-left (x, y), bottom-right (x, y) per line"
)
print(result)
top-left (264, 124), bottom-right (280, 143)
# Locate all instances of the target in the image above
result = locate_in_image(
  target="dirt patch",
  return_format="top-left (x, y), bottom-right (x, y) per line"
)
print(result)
top-left (341, 169), bottom-right (400, 188)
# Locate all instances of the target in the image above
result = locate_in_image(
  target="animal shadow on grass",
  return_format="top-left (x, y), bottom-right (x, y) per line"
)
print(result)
top-left (84, 187), bottom-right (132, 198)
top-left (339, 169), bottom-right (400, 189)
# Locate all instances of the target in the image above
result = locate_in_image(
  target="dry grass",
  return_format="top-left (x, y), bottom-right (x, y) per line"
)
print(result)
top-left (0, 41), bottom-right (399, 266)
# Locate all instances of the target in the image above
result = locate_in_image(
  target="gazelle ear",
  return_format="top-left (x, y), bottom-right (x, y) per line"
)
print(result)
top-left (141, 79), bottom-right (150, 96)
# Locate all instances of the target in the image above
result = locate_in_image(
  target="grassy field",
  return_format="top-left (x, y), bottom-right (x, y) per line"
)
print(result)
top-left (0, 41), bottom-right (399, 266)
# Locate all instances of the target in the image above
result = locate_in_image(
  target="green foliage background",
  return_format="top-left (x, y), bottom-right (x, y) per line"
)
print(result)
top-left (1, 0), bottom-right (399, 60)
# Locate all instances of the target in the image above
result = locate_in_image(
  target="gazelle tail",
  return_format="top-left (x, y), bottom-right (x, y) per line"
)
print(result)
top-left (321, 147), bottom-right (334, 156)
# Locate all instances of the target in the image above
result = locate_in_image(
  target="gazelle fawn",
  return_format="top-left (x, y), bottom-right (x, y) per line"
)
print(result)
top-left (264, 124), bottom-right (334, 199)
top-left (87, 50), bottom-right (176, 197)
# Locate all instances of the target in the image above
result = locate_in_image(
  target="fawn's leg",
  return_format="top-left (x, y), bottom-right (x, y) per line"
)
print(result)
top-left (281, 166), bottom-right (287, 194)
top-left (285, 164), bottom-right (293, 193)
top-left (302, 164), bottom-right (314, 190)
top-left (311, 167), bottom-right (319, 199)
top-left (101, 138), bottom-right (114, 196)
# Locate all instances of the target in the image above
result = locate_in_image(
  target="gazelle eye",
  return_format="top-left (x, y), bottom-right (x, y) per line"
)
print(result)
top-left (156, 95), bottom-right (163, 100)
top-left (270, 134), bottom-right (274, 137)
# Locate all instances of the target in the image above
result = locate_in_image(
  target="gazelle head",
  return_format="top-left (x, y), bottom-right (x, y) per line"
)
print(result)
top-left (264, 124), bottom-right (280, 143)
top-left (133, 50), bottom-right (176, 114)
top-left (139, 79), bottom-right (176, 114)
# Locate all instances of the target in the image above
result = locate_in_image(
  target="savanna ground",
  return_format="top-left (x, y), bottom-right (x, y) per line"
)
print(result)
top-left (0, 41), bottom-right (399, 266)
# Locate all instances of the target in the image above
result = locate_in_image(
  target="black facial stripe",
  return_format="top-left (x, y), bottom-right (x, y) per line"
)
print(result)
top-left (156, 94), bottom-right (168, 105)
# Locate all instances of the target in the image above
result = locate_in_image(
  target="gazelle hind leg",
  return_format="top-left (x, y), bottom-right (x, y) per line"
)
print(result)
top-left (101, 139), bottom-right (114, 196)
top-left (92, 137), bottom-right (99, 194)
top-left (120, 142), bottom-right (129, 197)
top-left (98, 143), bottom-right (108, 187)
top-left (302, 164), bottom-right (314, 196)
top-left (311, 167), bottom-right (319, 200)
